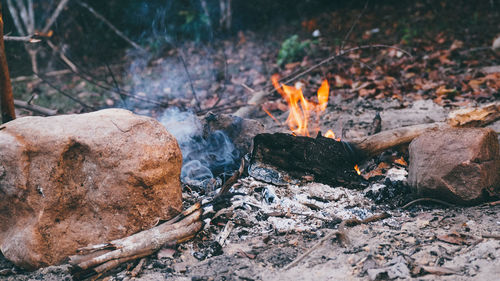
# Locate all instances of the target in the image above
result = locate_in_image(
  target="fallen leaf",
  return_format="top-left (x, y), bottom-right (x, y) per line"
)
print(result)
top-left (435, 85), bottom-right (456, 96)
top-left (394, 157), bottom-right (407, 166)
top-left (437, 232), bottom-right (476, 245)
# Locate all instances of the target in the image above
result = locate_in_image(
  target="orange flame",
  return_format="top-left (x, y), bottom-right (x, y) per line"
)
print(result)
top-left (267, 75), bottom-right (362, 176)
top-left (324, 129), bottom-right (341, 141)
top-left (270, 74), bottom-right (330, 137)
top-left (354, 164), bottom-right (361, 175)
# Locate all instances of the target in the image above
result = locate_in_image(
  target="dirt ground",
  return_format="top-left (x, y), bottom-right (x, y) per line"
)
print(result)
top-left (2, 96), bottom-right (499, 281)
top-left (2, 1), bottom-right (500, 280)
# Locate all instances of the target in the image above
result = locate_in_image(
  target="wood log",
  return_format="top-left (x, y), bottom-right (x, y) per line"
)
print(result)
top-left (69, 202), bottom-right (203, 280)
top-left (251, 103), bottom-right (500, 186)
top-left (251, 133), bottom-right (363, 187)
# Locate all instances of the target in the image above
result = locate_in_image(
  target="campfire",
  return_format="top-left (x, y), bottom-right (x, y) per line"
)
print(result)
top-left (265, 74), bottom-right (361, 176)
top-left (1, 1), bottom-right (500, 280)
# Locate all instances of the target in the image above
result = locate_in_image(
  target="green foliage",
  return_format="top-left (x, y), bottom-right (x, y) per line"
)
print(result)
top-left (277, 35), bottom-right (314, 66)
top-left (401, 24), bottom-right (418, 44)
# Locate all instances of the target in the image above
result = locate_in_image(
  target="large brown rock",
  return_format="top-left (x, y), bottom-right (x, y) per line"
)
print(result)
top-left (0, 109), bottom-right (183, 270)
top-left (408, 128), bottom-right (500, 205)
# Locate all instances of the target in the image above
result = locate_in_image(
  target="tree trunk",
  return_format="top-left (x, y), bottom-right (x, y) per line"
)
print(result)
top-left (0, 3), bottom-right (16, 123)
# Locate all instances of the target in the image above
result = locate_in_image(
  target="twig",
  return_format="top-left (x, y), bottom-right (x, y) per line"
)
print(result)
top-left (196, 103), bottom-right (244, 115)
top-left (46, 40), bottom-right (78, 72)
top-left (11, 69), bottom-right (72, 82)
top-left (70, 205), bottom-right (202, 278)
top-left (14, 99), bottom-right (57, 116)
top-left (215, 158), bottom-right (245, 198)
top-left (340, 0), bottom-right (369, 51)
top-left (34, 73), bottom-right (95, 110)
top-left (42, 48), bottom-right (167, 107)
top-left (483, 200), bottom-right (500, 207)
top-left (3, 35), bottom-right (41, 43)
top-left (283, 212), bottom-right (390, 271)
top-left (129, 257), bottom-right (146, 277)
top-left (402, 198), bottom-right (455, 209)
top-left (42, 0), bottom-right (70, 33)
top-left (266, 44), bottom-right (411, 96)
top-left (482, 234), bottom-right (500, 240)
top-left (6, 0), bottom-right (26, 36)
top-left (105, 62), bottom-right (127, 106)
top-left (76, 1), bottom-right (146, 53)
top-left (178, 53), bottom-right (201, 111)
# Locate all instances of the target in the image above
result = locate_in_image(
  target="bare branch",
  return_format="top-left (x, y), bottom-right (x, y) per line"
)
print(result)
top-left (42, 0), bottom-right (69, 34)
top-left (6, 0), bottom-right (26, 36)
top-left (27, 0), bottom-right (34, 32)
top-left (14, 0), bottom-right (33, 34)
top-left (13, 99), bottom-right (57, 116)
top-left (3, 35), bottom-right (41, 42)
top-left (46, 40), bottom-right (78, 72)
top-left (76, 1), bottom-right (146, 53)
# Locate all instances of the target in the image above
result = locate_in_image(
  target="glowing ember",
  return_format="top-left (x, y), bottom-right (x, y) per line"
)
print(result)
top-left (354, 164), bottom-right (361, 175)
top-left (324, 129), bottom-right (341, 141)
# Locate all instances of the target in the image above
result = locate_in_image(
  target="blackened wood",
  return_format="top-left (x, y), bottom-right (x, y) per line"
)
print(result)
top-left (0, 4), bottom-right (16, 123)
top-left (251, 133), bottom-right (363, 187)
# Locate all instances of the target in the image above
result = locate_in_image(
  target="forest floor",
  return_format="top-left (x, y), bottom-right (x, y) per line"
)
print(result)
top-left (2, 0), bottom-right (500, 280)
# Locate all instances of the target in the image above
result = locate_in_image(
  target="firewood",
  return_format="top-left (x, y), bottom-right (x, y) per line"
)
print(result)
top-left (69, 202), bottom-right (203, 280)
top-left (251, 103), bottom-right (500, 186)
top-left (352, 102), bottom-right (499, 158)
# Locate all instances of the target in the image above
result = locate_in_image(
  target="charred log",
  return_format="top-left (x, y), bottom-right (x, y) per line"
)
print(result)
top-left (251, 133), bottom-right (364, 187)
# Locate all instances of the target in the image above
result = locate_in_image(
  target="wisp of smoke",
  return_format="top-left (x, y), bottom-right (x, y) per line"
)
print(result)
top-left (159, 107), bottom-right (239, 191)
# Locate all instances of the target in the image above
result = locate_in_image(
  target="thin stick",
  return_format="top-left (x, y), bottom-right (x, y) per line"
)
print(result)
top-left (178, 53), bottom-right (201, 111)
top-left (402, 198), bottom-right (455, 209)
top-left (46, 40), bottom-right (78, 72)
top-left (105, 62), bottom-right (127, 106)
top-left (76, 1), bottom-right (146, 53)
top-left (263, 44), bottom-right (411, 95)
top-left (42, 0), bottom-right (70, 33)
top-left (482, 234), bottom-right (500, 240)
top-left (43, 50), bottom-right (167, 106)
top-left (11, 69), bottom-right (71, 82)
top-left (340, 0), bottom-right (369, 51)
top-left (3, 35), bottom-right (41, 42)
top-left (482, 200), bottom-right (500, 207)
top-left (6, 0), bottom-right (26, 36)
top-left (129, 257), bottom-right (146, 277)
top-left (27, 0), bottom-right (34, 33)
top-left (14, 99), bottom-right (57, 116)
top-left (34, 73), bottom-right (95, 110)
top-left (215, 158), bottom-right (245, 198)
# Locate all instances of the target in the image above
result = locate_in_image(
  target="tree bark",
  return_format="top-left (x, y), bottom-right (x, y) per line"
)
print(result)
top-left (0, 4), bottom-right (16, 123)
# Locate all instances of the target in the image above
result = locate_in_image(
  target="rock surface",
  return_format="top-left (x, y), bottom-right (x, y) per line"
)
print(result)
top-left (0, 109), bottom-right (183, 270)
top-left (408, 128), bottom-right (500, 205)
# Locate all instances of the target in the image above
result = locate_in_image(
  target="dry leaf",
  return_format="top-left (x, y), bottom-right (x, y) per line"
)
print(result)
top-left (436, 232), bottom-right (476, 245)
top-left (394, 157), bottom-right (407, 166)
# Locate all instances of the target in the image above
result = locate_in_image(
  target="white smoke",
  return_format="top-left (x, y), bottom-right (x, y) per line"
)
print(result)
top-left (159, 108), bottom-right (239, 191)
